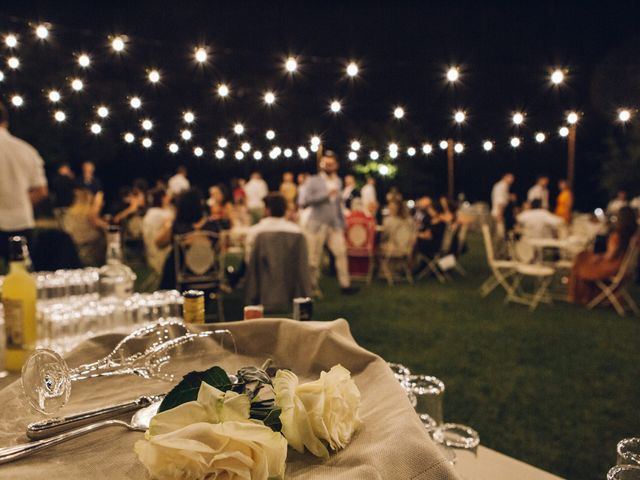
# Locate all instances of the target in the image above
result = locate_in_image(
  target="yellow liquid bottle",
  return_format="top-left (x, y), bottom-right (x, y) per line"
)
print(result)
top-left (2, 236), bottom-right (37, 371)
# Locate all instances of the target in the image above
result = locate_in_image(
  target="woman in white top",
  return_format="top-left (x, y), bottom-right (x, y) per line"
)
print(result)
top-left (142, 188), bottom-right (174, 274)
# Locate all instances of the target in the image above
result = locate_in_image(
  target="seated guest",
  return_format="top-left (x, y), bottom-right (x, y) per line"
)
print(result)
top-left (231, 178), bottom-right (246, 204)
top-left (516, 199), bottom-right (565, 240)
top-left (555, 179), bottom-right (573, 223)
top-left (437, 196), bottom-right (456, 224)
top-left (50, 162), bottom-right (77, 209)
top-left (414, 196), bottom-right (438, 258)
top-left (341, 174), bottom-right (359, 211)
top-left (157, 188), bottom-right (223, 289)
top-left (142, 188), bottom-right (173, 274)
top-left (569, 206), bottom-right (637, 304)
top-left (607, 190), bottom-right (629, 216)
top-left (62, 187), bottom-right (109, 266)
top-left (381, 201), bottom-right (414, 256)
top-left (244, 193), bottom-right (303, 262)
top-left (112, 183), bottom-right (147, 242)
top-left (207, 184), bottom-right (233, 228)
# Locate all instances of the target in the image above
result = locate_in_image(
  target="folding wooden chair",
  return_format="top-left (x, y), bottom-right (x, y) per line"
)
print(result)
top-left (345, 211), bottom-right (377, 285)
top-left (504, 263), bottom-right (555, 311)
top-left (379, 219), bottom-right (415, 285)
top-left (479, 224), bottom-right (518, 297)
top-left (587, 236), bottom-right (640, 316)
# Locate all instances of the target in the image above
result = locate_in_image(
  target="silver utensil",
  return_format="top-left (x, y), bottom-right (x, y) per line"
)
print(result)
top-left (26, 394), bottom-right (164, 440)
top-left (0, 401), bottom-right (161, 465)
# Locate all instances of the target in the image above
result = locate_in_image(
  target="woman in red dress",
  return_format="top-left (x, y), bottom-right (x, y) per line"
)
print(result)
top-left (569, 206), bottom-right (637, 304)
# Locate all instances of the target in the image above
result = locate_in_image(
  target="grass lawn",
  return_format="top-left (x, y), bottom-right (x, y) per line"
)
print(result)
top-left (216, 232), bottom-right (640, 480)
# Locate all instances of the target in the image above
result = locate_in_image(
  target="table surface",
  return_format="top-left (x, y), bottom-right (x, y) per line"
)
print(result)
top-left (0, 371), bottom-right (563, 479)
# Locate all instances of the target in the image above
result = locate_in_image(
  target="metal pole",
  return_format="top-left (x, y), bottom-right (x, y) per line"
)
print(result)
top-left (567, 124), bottom-right (577, 190)
top-left (447, 138), bottom-right (455, 200)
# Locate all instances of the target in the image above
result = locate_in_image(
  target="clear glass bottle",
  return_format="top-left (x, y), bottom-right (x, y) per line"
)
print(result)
top-left (98, 226), bottom-right (136, 299)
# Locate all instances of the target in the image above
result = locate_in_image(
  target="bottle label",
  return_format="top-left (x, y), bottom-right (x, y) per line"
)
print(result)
top-left (3, 298), bottom-right (24, 348)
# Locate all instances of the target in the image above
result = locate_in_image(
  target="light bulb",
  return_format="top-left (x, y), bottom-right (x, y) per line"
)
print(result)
top-left (129, 96), bottom-right (142, 109)
top-left (194, 47), bottom-right (207, 63)
top-left (233, 123), bottom-right (244, 135)
top-left (217, 137), bottom-right (228, 148)
top-left (183, 111), bottom-right (195, 123)
top-left (5, 34), bottom-right (18, 48)
top-left (454, 110), bottom-right (466, 123)
top-left (253, 151), bottom-right (263, 160)
top-left (7, 57), bottom-right (19, 69)
top-left (266, 130), bottom-right (276, 140)
top-left (512, 112), bottom-right (524, 125)
top-left (618, 109), bottom-right (631, 122)
top-left (148, 69), bottom-right (160, 83)
top-left (142, 137), bottom-right (152, 148)
top-left (241, 142), bottom-right (251, 152)
top-left (90, 123), bottom-right (102, 135)
top-left (379, 164), bottom-right (390, 175)
top-left (111, 36), bottom-right (125, 52)
top-left (370, 150), bottom-right (380, 160)
top-left (346, 62), bottom-right (359, 77)
top-left (439, 140), bottom-right (448, 150)
top-left (194, 146), bottom-right (204, 157)
top-left (535, 132), bottom-right (546, 143)
top-left (264, 91), bottom-right (276, 105)
top-left (422, 143), bottom-right (433, 155)
top-left (454, 143), bottom-right (464, 153)
top-left (298, 147), bottom-right (309, 159)
top-left (407, 147), bottom-right (416, 156)
top-left (510, 137), bottom-right (521, 148)
top-left (284, 148), bottom-right (293, 158)
top-left (567, 112), bottom-right (578, 124)
top-left (48, 90), bottom-right (61, 103)
top-left (285, 56), bottom-right (297, 72)
top-left (330, 100), bottom-right (342, 113)
top-left (559, 126), bottom-right (569, 137)
top-left (310, 135), bottom-right (321, 146)
top-left (235, 151), bottom-right (244, 160)
top-left (217, 83), bottom-right (230, 97)
top-left (348, 151), bottom-right (358, 161)
top-left (446, 66), bottom-right (460, 82)
top-left (78, 53), bottom-right (91, 68)
top-left (71, 78), bottom-right (84, 91)
top-left (551, 69), bottom-right (564, 85)
top-left (350, 140), bottom-right (361, 151)
top-left (168, 142), bottom-right (179, 153)
top-left (181, 129), bottom-right (192, 141)
top-left (393, 106), bottom-right (405, 119)
top-left (124, 132), bottom-right (135, 143)
top-left (10, 95), bottom-right (23, 107)
top-left (97, 106), bottom-right (109, 118)
top-left (215, 149), bottom-right (225, 159)
top-left (483, 140), bottom-right (494, 151)
top-left (35, 24), bottom-right (49, 40)
top-left (141, 119), bottom-right (153, 131)
top-left (53, 110), bottom-right (66, 122)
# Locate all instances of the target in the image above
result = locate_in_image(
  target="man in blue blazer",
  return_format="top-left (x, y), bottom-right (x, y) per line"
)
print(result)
top-left (299, 150), bottom-right (357, 294)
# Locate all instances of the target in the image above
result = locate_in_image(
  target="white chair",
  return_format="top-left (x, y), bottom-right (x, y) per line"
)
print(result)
top-left (587, 236), bottom-right (640, 316)
top-left (504, 263), bottom-right (555, 311)
top-left (379, 219), bottom-right (415, 285)
top-left (479, 224), bottom-right (518, 297)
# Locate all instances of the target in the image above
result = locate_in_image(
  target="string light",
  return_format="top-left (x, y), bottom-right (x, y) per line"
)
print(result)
top-left (266, 130), bottom-right (276, 140)
top-left (446, 66), bottom-right (460, 82)
top-left (510, 136), bottom-right (521, 148)
top-left (96, 105), bottom-right (109, 118)
top-left (141, 119), bottom-right (153, 131)
top-left (77, 53), bottom-right (91, 68)
top-left (310, 144), bottom-right (319, 152)
top-left (235, 151), bottom-right (245, 160)
top-left (34, 24), bottom-right (50, 40)
top-left (7, 57), bottom-right (20, 69)
top-left (129, 96), bottom-right (142, 109)
top-left (233, 123), bottom-right (245, 135)
top-left (393, 106), bottom-right (405, 119)
top-left (217, 83), bottom-right (230, 98)
top-left (284, 56), bottom-right (298, 73)
top-left (53, 110), bottom-right (66, 122)
top-left (407, 147), bottom-right (416, 156)
top-left (90, 123), bottom-right (102, 135)
top-left (284, 148), bottom-right (293, 158)
top-left (512, 112), bottom-right (524, 125)
top-left (350, 140), bottom-right (361, 151)
top-left (272, 146), bottom-right (282, 157)
top-left (346, 62), bottom-right (359, 77)
top-left (147, 69), bottom-right (161, 83)
top-left (141, 137), bottom-right (152, 148)
top-left (348, 151), bottom-right (358, 161)
top-left (535, 132), bottom-right (546, 143)
top-left (559, 126), bottom-right (569, 137)
top-left (550, 69), bottom-right (565, 85)
top-left (241, 142), bottom-right (251, 152)
top-left (263, 91), bottom-right (276, 105)
top-left (217, 137), bottom-right (228, 148)
top-left (330, 100), bottom-right (342, 113)
top-left (10, 95), bottom-right (23, 107)
top-left (454, 110), bottom-right (466, 124)
top-left (454, 143), bottom-right (464, 154)
top-left (483, 140), bottom-right (494, 151)
top-left (370, 150), bottom-right (380, 160)
top-left (194, 47), bottom-right (208, 63)
top-left (181, 129), bottom-right (192, 141)
top-left (618, 109), bottom-right (631, 123)
top-left (422, 143), bottom-right (433, 155)
top-left (70, 78), bottom-right (84, 91)
top-left (5, 34), bottom-right (18, 48)
top-left (168, 142), bottom-right (179, 153)
top-left (194, 146), bottom-right (204, 157)
top-left (310, 135), bottom-right (321, 146)
top-left (48, 90), bottom-right (61, 103)
top-left (215, 149), bottom-right (225, 159)
top-left (0, 71), bottom-right (4, 82)
top-left (566, 111), bottom-right (579, 124)
top-left (253, 151), bottom-right (263, 160)
top-left (439, 140), bottom-right (448, 150)
top-left (298, 146), bottom-right (309, 159)
top-left (379, 165), bottom-right (390, 176)
top-left (388, 142), bottom-right (399, 152)
top-left (110, 36), bottom-right (126, 52)
top-left (124, 132), bottom-right (135, 143)
top-left (183, 111), bottom-right (195, 123)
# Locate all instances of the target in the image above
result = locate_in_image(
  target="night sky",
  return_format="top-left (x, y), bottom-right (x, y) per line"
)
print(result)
top-left (2, 0), bottom-right (640, 208)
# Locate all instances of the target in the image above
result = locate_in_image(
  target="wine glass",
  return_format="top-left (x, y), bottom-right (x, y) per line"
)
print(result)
top-left (21, 319), bottom-right (236, 415)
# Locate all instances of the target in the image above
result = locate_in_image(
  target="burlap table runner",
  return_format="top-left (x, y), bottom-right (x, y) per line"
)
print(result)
top-left (0, 318), bottom-right (460, 479)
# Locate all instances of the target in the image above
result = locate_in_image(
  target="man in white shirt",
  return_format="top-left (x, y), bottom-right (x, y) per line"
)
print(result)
top-left (244, 193), bottom-right (303, 262)
top-left (167, 166), bottom-right (190, 196)
top-left (527, 176), bottom-right (550, 210)
top-left (244, 172), bottom-right (269, 224)
top-left (0, 102), bottom-right (48, 262)
top-left (491, 173), bottom-right (514, 238)
top-left (360, 176), bottom-right (377, 215)
top-left (517, 199), bottom-right (565, 240)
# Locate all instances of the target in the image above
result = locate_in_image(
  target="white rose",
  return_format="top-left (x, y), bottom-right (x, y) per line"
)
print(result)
top-left (135, 421), bottom-right (288, 480)
top-left (274, 364), bottom-right (362, 458)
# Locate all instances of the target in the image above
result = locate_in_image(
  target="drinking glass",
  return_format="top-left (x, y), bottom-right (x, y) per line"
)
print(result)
top-left (618, 438), bottom-right (640, 466)
top-left (21, 319), bottom-right (236, 415)
top-left (608, 465), bottom-right (640, 480)
top-left (406, 374), bottom-right (445, 428)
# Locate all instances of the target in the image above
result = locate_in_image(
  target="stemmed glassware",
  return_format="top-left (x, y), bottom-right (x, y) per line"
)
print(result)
top-left (21, 319), bottom-right (236, 415)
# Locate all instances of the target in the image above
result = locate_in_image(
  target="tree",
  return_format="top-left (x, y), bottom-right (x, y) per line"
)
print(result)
top-left (600, 124), bottom-right (640, 198)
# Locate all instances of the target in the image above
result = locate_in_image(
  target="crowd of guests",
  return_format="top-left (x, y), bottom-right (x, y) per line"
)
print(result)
top-left (489, 172), bottom-right (639, 306)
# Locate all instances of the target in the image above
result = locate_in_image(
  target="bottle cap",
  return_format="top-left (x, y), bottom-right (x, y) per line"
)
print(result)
top-left (8, 236), bottom-right (25, 261)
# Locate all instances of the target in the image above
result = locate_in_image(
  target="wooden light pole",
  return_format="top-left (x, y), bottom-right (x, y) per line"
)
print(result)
top-left (567, 123), bottom-right (577, 190)
top-left (447, 138), bottom-right (455, 200)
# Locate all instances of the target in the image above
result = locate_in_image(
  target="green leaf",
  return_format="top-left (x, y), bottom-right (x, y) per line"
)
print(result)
top-left (159, 366), bottom-right (233, 412)
top-left (261, 407), bottom-right (282, 432)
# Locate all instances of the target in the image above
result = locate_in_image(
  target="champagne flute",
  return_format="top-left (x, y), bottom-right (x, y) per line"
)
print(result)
top-left (21, 319), bottom-right (236, 415)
